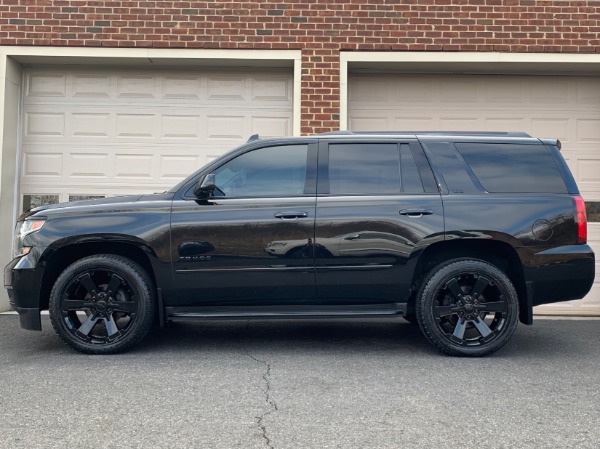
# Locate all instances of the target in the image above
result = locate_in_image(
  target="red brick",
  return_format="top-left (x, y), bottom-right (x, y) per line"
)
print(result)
top-left (0, 1), bottom-right (597, 132)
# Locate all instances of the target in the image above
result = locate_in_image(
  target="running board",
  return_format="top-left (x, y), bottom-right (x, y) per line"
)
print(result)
top-left (165, 303), bottom-right (407, 321)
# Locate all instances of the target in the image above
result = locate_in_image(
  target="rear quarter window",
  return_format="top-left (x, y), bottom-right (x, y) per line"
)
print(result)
top-left (455, 143), bottom-right (568, 193)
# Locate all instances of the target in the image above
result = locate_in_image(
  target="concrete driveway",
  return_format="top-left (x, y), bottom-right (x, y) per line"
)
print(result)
top-left (0, 314), bottom-right (598, 449)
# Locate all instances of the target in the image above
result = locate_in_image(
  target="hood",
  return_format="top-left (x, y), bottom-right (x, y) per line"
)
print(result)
top-left (18, 193), bottom-right (173, 221)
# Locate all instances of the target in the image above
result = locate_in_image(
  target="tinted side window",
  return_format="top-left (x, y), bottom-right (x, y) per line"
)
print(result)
top-left (423, 141), bottom-right (480, 194)
top-left (456, 143), bottom-right (567, 193)
top-left (328, 143), bottom-right (424, 195)
top-left (400, 144), bottom-right (424, 193)
top-left (213, 145), bottom-right (308, 197)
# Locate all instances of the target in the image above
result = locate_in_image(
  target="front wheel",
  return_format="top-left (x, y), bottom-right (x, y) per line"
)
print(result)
top-left (49, 254), bottom-right (156, 354)
top-left (416, 258), bottom-right (518, 357)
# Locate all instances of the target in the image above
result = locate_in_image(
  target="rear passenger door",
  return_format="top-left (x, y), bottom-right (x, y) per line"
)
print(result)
top-left (314, 139), bottom-right (444, 303)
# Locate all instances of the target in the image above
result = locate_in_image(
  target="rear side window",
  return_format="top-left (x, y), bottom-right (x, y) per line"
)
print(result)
top-left (327, 143), bottom-right (425, 195)
top-left (456, 143), bottom-right (567, 193)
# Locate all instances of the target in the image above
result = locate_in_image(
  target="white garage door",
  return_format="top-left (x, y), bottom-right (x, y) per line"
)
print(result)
top-left (349, 74), bottom-right (600, 315)
top-left (20, 66), bottom-right (293, 209)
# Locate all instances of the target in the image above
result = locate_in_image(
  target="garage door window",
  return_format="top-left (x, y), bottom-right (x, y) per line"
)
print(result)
top-left (586, 202), bottom-right (600, 222)
top-left (69, 195), bottom-right (105, 202)
top-left (22, 194), bottom-right (59, 212)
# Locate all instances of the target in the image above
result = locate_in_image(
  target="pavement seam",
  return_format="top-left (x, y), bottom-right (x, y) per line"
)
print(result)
top-left (248, 354), bottom-right (277, 449)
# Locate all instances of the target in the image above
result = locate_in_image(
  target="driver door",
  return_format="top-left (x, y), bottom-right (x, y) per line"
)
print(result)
top-left (170, 143), bottom-right (318, 306)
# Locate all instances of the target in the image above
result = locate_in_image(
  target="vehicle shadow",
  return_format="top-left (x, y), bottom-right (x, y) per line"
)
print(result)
top-left (6, 315), bottom-right (594, 360)
top-left (135, 318), bottom-right (598, 359)
top-left (141, 318), bottom-right (435, 355)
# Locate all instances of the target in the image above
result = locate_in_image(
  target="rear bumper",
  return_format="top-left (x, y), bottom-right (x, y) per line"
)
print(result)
top-left (524, 244), bottom-right (595, 307)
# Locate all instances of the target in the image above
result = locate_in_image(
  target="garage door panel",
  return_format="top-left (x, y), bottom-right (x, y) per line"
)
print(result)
top-left (576, 118), bottom-right (600, 142)
top-left (440, 117), bottom-right (481, 130)
top-left (163, 76), bottom-right (201, 99)
top-left (206, 115), bottom-right (245, 140)
top-left (251, 116), bottom-right (291, 138)
top-left (69, 112), bottom-right (111, 138)
top-left (159, 155), bottom-right (203, 181)
top-left (115, 113), bottom-right (158, 138)
top-left (71, 74), bottom-right (111, 98)
top-left (161, 114), bottom-right (202, 139)
top-left (483, 117), bottom-right (528, 131)
top-left (392, 117), bottom-right (436, 130)
top-left (349, 73), bottom-right (600, 314)
top-left (116, 75), bottom-right (157, 98)
top-left (27, 73), bottom-right (67, 97)
top-left (67, 153), bottom-right (110, 178)
top-left (439, 80), bottom-right (478, 103)
top-left (25, 112), bottom-right (65, 137)
top-left (20, 67), bottom-right (293, 202)
top-left (252, 77), bottom-right (292, 101)
top-left (26, 69), bottom-right (293, 105)
top-left (530, 118), bottom-right (570, 141)
top-left (576, 78), bottom-right (600, 103)
top-left (531, 79), bottom-right (571, 103)
top-left (483, 80), bottom-right (525, 103)
top-left (20, 141), bottom-right (239, 190)
top-left (24, 109), bottom-right (292, 144)
top-left (22, 152), bottom-right (63, 178)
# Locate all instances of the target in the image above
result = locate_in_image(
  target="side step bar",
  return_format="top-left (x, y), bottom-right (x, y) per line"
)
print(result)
top-left (164, 303), bottom-right (407, 321)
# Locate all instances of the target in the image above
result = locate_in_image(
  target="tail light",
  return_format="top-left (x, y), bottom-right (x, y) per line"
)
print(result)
top-left (574, 195), bottom-right (587, 244)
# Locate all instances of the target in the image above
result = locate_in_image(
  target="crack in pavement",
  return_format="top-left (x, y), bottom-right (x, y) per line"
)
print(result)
top-left (248, 354), bottom-right (278, 449)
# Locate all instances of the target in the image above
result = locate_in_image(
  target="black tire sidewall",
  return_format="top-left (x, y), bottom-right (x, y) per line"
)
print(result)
top-left (416, 258), bottom-right (519, 357)
top-left (49, 254), bottom-right (156, 354)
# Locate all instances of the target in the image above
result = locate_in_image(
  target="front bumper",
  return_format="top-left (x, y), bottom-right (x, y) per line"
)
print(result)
top-left (4, 256), bottom-right (43, 331)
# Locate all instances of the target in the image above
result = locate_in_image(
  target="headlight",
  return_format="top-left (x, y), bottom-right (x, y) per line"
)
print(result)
top-left (13, 219), bottom-right (46, 258)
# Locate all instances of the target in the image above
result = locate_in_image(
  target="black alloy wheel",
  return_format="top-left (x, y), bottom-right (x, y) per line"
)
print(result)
top-left (416, 258), bottom-right (518, 357)
top-left (49, 254), bottom-right (155, 354)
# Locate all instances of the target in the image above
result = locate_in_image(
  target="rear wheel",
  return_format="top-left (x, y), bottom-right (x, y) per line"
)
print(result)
top-left (416, 258), bottom-right (518, 357)
top-left (49, 254), bottom-right (155, 354)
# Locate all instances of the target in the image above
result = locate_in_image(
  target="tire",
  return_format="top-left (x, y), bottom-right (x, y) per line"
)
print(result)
top-left (416, 258), bottom-right (518, 357)
top-left (49, 254), bottom-right (156, 354)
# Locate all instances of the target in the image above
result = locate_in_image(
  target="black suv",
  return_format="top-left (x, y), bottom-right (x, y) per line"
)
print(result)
top-left (4, 132), bottom-right (595, 356)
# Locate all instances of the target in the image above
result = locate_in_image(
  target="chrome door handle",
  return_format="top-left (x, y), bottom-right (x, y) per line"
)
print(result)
top-left (400, 209), bottom-right (433, 218)
top-left (274, 211), bottom-right (309, 219)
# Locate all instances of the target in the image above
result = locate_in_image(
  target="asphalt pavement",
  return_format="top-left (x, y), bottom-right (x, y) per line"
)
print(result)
top-left (0, 313), bottom-right (599, 449)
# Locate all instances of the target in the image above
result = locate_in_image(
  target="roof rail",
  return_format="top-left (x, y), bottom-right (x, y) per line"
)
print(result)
top-left (318, 131), bottom-right (354, 135)
top-left (317, 130), bottom-right (532, 138)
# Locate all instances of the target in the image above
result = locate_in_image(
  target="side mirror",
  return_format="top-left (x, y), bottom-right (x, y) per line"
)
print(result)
top-left (193, 174), bottom-right (216, 198)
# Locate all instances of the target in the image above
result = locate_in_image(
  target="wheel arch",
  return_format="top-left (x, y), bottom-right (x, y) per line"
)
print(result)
top-left (39, 241), bottom-right (159, 310)
top-left (410, 239), bottom-right (529, 324)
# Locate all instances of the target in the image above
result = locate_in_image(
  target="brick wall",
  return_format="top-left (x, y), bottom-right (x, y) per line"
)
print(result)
top-left (1, 0), bottom-right (599, 133)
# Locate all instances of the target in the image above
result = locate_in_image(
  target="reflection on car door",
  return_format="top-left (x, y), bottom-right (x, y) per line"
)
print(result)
top-left (315, 140), bottom-right (445, 303)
